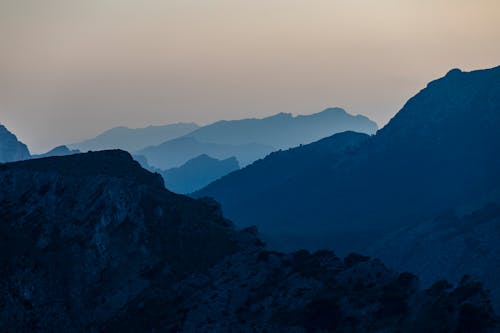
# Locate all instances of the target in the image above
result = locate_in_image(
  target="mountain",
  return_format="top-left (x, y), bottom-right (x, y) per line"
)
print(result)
top-left (0, 124), bottom-right (31, 162)
top-left (183, 108), bottom-right (378, 149)
top-left (70, 122), bottom-right (199, 152)
top-left (0, 150), bottom-right (239, 331)
top-left (31, 145), bottom-right (80, 159)
top-left (137, 137), bottom-right (274, 170)
top-left (194, 66), bottom-right (500, 255)
top-left (161, 154), bottom-right (239, 194)
top-left (0, 151), bottom-right (496, 332)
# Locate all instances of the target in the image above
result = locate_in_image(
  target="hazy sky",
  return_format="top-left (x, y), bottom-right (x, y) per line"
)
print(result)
top-left (1, 0), bottom-right (499, 153)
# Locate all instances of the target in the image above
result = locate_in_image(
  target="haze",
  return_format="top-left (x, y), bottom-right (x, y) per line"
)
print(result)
top-left (1, 0), bottom-right (499, 153)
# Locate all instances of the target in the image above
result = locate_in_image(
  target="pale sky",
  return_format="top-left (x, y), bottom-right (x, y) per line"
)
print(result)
top-left (1, 0), bottom-right (499, 153)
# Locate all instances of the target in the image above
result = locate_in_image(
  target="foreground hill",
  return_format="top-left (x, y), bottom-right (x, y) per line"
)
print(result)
top-left (195, 66), bottom-right (500, 253)
top-left (0, 124), bottom-right (30, 162)
top-left (70, 122), bottom-right (199, 152)
top-left (161, 154), bottom-right (239, 194)
top-left (1, 151), bottom-right (496, 332)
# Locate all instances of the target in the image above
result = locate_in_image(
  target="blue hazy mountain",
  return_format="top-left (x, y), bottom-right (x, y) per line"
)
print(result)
top-left (183, 108), bottom-right (377, 149)
top-left (137, 108), bottom-right (377, 169)
top-left (195, 66), bottom-right (500, 255)
top-left (137, 137), bottom-right (275, 170)
top-left (31, 145), bottom-right (80, 159)
top-left (0, 124), bottom-right (31, 162)
top-left (161, 154), bottom-right (239, 194)
top-left (70, 122), bottom-right (199, 152)
top-left (1, 150), bottom-right (496, 331)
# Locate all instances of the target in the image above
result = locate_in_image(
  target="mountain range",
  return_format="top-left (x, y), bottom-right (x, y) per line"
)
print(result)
top-left (136, 137), bottom-right (274, 170)
top-left (194, 66), bottom-right (500, 308)
top-left (70, 122), bottom-right (199, 152)
top-left (1, 150), bottom-right (496, 332)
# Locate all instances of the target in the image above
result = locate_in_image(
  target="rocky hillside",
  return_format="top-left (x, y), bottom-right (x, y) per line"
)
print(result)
top-left (0, 150), bottom-right (239, 331)
top-left (0, 124), bottom-right (30, 163)
top-left (195, 66), bottom-right (500, 254)
top-left (0, 151), bottom-right (498, 332)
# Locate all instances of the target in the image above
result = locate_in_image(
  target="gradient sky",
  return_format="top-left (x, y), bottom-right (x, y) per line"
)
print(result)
top-left (1, 0), bottom-right (499, 153)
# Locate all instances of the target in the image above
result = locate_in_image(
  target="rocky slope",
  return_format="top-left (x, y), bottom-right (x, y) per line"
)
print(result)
top-left (0, 124), bottom-right (30, 162)
top-left (0, 150), bottom-right (239, 331)
top-left (1, 151), bottom-right (497, 332)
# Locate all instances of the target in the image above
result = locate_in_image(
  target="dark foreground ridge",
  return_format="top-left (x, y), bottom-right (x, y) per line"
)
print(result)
top-left (0, 151), bottom-right (498, 332)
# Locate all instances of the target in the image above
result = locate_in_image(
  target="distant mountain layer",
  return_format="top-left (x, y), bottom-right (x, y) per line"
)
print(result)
top-left (183, 108), bottom-right (378, 149)
top-left (195, 66), bottom-right (500, 254)
top-left (0, 124), bottom-right (30, 163)
top-left (137, 137), bottom-right (274, 170)
top-left (137, 108), bottom-right (377, 170)
top-left (1, 150), bottom-right (496, 332)
top-left (161, 154), bottom-right (239, 194)
top-left (31, 145), bottom-right (80, 159)
top-left (70, 122), bottom-right (199, 152)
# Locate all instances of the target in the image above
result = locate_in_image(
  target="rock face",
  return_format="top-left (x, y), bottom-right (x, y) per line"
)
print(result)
top-left (194, 66), bottom-right (500, 255)
top-left (0, 151), bottom-right (239, 331)
top-left (161, 154), bottom-right (240, 194)
top-left (0, 124), bottom-right (30, 162)
top-left (1, 150), bottom-right (497, 332)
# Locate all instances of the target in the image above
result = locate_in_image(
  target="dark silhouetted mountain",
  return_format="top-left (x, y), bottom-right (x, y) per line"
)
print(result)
top-left (70, 122), bottom-right (199, 152)
top-left (31, 145), bottom-right (80, 159)
top-left (137, 137), bottom-right (274, 170)
top-left (195, 66), bottom-right (500, 255)
top-left (183, 108), bottom-right (378, 149)
top-left (161, 154), bottom-right (239, 194)
top-left (0, 124), bottom-right (30, 162)
top-left (0, 150), bottom-right (239, 331)
top-left (1, 152), bottom-right (496, 331)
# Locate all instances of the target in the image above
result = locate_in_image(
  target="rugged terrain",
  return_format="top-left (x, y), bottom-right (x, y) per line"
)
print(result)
top-left (1, 151), bottom-right (497, 332)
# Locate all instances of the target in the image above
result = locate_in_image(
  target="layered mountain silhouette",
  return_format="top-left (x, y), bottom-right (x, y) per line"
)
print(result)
top-left (0, 124), bottom-right (31, 163)
top-left (161, 154), bottom-right (239, 194)
top-left (70, 122), bottom-right (199, 152)
top-left (182, 108), bottom-right (378, 149)
top-left (1, 151), bottom-right (496, 332)
top-left (31, 145), bottom-right (80, 159)
top-left (137, 137), bottom-right (274, 170)
top-left (195, 66), bottom-right (500, 256)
